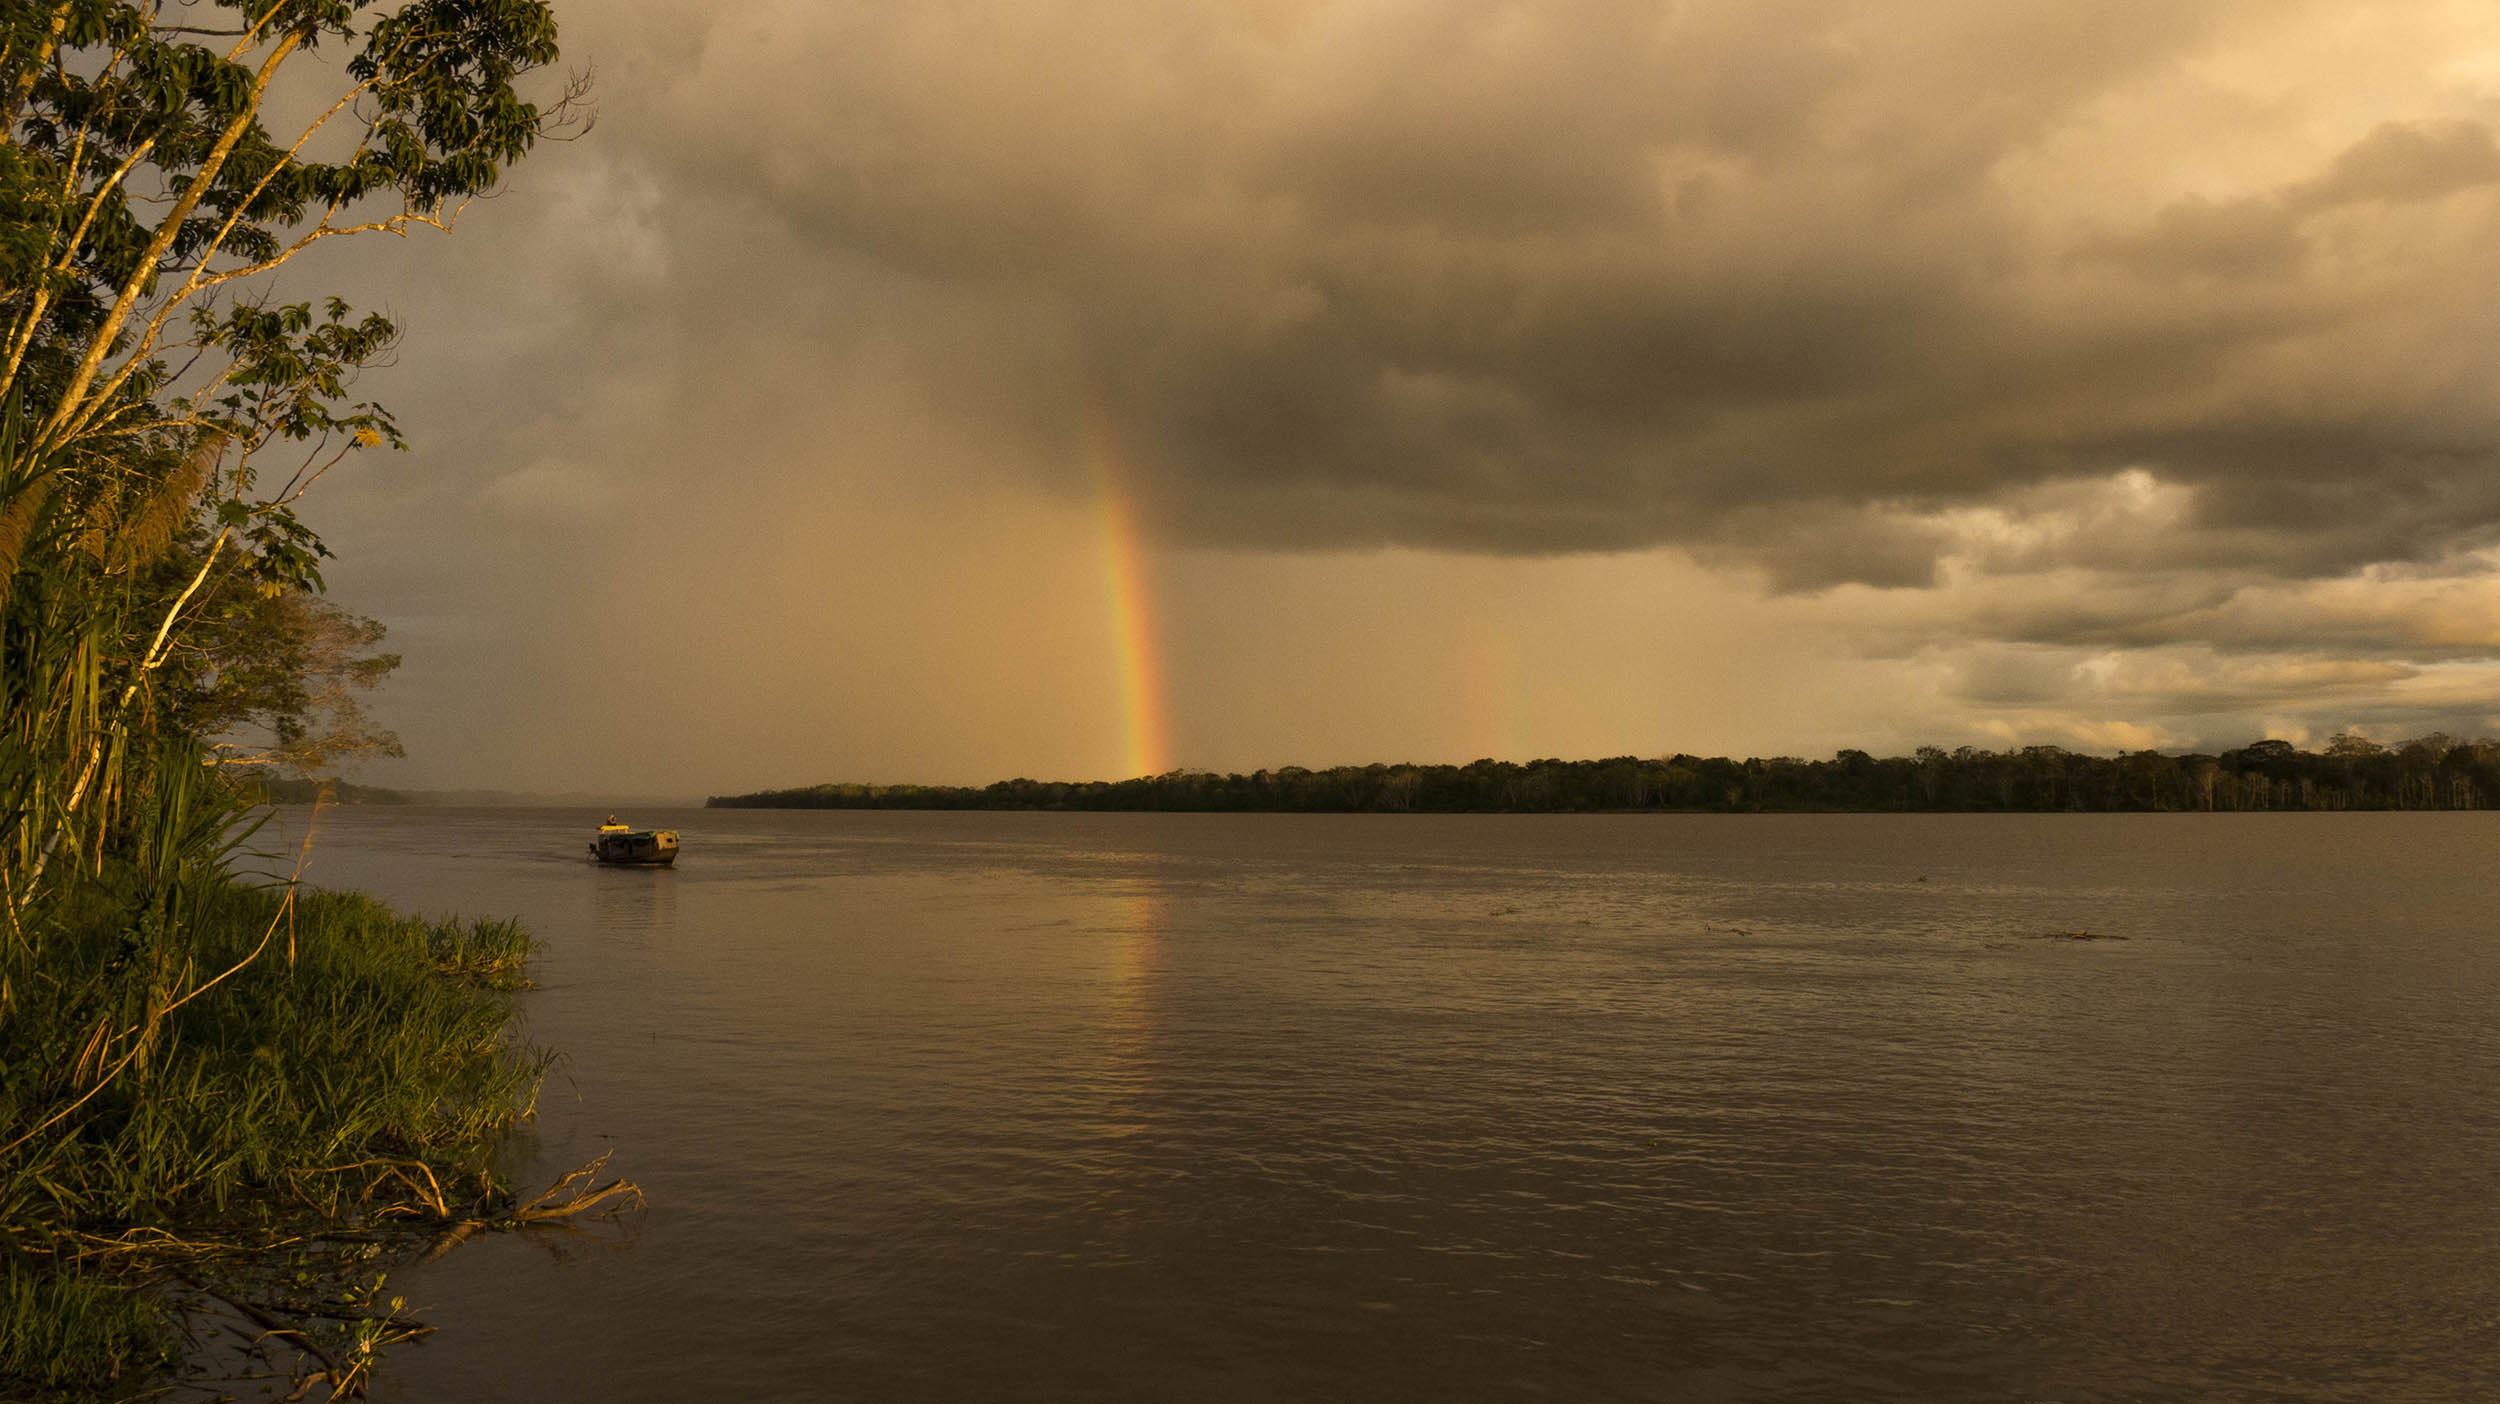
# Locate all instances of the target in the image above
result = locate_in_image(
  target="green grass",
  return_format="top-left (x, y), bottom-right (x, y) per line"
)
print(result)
top-left (0, 881), bottom-right (551, 1398)
top-left (0, 1262), bottom-right (176, 1398)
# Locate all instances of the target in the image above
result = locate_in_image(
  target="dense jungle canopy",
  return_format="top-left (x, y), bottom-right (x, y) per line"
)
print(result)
top-left (710, 736), bottom-right (2500, 814)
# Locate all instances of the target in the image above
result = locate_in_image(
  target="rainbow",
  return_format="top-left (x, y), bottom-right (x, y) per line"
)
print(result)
top-left (1087, 411), bottom-right (1171, 779)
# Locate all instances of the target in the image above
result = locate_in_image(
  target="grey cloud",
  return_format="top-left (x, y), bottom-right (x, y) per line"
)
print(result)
top-left (1959, 647), bottom-right (2417, 714)
top-left (1695, 503), bottom-right (1951, 592)
top-left (2087, 195), bottom-right (2307, 279)
top-left (311, 0), bottom-right (2500, 789)
top-left (1911, 640), bottom-right (2495, 755)
top-left (2087, 120), bottom-right (2500, 280)
top-left (642, 2), bottom-right (2499, 595)
top-left (602, 1), bottom-right (2500, 647)
top-left (2296, 120), bottom-right (2500, 209)
top-left (1949, 649), bottom-right (2077, 707)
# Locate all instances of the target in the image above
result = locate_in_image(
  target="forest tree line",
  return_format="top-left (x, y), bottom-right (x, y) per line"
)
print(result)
top-left (708, 735), bottom-right (2500, 814)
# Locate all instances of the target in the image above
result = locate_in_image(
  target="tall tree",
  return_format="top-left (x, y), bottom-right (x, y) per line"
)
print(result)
top-left (0, 15), bottom-right (584, 1385)
top-left (0, 0), bottom-right (583, 901)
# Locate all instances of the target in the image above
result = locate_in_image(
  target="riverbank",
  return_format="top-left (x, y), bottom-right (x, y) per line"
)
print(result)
top-left (710, 736), bottom-right (2500, 815)
top-left (0, 882), bottom-right (569, 1399)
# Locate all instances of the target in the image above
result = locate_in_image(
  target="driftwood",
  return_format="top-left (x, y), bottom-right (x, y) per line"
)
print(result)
top-left (49, 1154), bottom-right (644, 1401)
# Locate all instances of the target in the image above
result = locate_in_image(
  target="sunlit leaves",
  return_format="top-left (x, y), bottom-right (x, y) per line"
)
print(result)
top-left (1, 0), bottom-right (564, 432)
top-left (238, 501), bottom-right (329, 594)
top-left (189, 296), bottom-right (402, 449)
top-left (0, 0), bottom-right (563, 911)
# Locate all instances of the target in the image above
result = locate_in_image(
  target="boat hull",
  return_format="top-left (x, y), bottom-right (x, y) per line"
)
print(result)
top-left (590, 829), bottom-right (679, 866)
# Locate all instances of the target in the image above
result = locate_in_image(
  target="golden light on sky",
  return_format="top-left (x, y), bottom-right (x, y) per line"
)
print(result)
top-left (305, 0), bottom-right (2500, 795)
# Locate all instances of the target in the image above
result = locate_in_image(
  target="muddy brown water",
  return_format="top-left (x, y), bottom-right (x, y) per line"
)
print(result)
top-left (259, 807), bottom-right (2500, 1402)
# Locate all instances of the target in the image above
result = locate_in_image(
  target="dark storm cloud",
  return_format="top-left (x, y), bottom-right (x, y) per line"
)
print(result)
top-left (600, 0), bottom-right (2500, 635)
top-left (310, 0), bottom-right (2500, 789)
top-left (2088, 121), bottom-right (2500, 278)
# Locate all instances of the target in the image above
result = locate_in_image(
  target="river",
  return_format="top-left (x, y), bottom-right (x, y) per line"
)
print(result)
top-left (260, 807), bottom-right (2500, 1402)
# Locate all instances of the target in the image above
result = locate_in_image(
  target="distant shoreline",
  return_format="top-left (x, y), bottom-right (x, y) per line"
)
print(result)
top-left (706, 737), bottom-right (2500, 815)
top-left (243, 778), bottom-right (696, 809)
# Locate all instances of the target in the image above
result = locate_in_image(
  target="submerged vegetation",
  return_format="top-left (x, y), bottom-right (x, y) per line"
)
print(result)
top-left (0, 1), bottom-right (607, 1396)
top-left (711, 734), bottom-right (2500, 814)
top-left (2, 886), bottom-right (558, 1398)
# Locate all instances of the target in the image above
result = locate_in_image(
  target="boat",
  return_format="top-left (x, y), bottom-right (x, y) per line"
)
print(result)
top-left (590, 817), bottom-right (678, 866)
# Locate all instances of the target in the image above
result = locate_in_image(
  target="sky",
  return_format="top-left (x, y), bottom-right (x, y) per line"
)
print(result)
top-left (277, 0), bottom-right (2500, 796)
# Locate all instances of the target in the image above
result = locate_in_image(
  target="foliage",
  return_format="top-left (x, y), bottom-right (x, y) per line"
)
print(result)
top-left (0, 2), bottom-right (587, 1395)
top-left (1, 885), bottom-right (547, 1231)
top-left (152, 533), bottom-right (407, 773)
top-left (0, 1260), bottom-right (175, 1397)
top-left (0, 0), bottom-right (585, 912)
top-left (709, 735), bottom-right (2500, 814)
top-left (0, 885), bottom-right (551, 1400)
